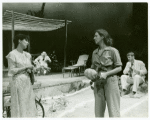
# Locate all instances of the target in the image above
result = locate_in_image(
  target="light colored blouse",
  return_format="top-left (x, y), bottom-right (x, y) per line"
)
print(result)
top-left (91, 46), bottom-right (122, 72)
top-left (6, 49), bottom-right (32, 77)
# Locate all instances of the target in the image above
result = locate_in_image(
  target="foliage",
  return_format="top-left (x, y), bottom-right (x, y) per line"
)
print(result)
top-left (27, 3), bottom-right (46, 18)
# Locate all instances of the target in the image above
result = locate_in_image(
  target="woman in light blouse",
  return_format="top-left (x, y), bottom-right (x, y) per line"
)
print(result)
top-left (86, 29), bottom-right (122, 117)
top-left (6, 34), bottom-right (36, 117)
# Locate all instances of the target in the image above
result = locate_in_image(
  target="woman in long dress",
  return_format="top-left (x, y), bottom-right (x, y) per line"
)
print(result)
top-left (6, 34), bottom-right (36, 117)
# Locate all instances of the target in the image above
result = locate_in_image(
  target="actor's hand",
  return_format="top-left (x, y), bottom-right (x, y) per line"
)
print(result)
top-left (26, 65), bottom-right (34, 70)
top-left (100, 72), bottom-right (108, 79)
top-left (26, 69), bottom-right (31, 73)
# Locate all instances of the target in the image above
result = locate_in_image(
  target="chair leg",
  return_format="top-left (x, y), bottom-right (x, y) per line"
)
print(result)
top-left (63, 70), bottom-right (65, 78)
top-left (73, 69), bottom-right (74, 76)
top-left (79, 67), bottom-right (80, 76)
top-left (62, 69), bottom-right (64, 78)
top-left (71, 70), bottom-right (72, 77)
top-left (69, 70), bottom-right (70, 77)
top-left (75, 69), bottom-right (78, 76)
top-left (77, 68), bottom-right (79, 76)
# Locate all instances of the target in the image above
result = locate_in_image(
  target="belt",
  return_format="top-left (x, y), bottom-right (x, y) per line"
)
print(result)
top-left (99, 71), bottom-right (117, 78)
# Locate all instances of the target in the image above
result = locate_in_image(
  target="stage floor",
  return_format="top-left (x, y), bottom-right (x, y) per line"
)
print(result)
top-left (3, 72), bottom-right (89, 92)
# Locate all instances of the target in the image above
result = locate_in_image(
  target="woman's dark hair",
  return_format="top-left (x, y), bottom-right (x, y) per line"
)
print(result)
top-left (95, 29), bottom-right (113, 46)
top-left (14, 34), bottom-right (28, 48)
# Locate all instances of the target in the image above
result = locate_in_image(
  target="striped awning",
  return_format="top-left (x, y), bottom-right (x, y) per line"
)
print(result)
top-left (3, 10), bottom-right (71, 31)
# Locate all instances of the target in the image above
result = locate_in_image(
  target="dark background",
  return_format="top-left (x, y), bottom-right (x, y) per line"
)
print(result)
top-left (3, 3), bottom-right (148, 74)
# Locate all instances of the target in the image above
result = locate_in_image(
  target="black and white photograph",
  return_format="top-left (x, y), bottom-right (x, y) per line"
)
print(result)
top-left (1, 1), bottom-right (149, 118)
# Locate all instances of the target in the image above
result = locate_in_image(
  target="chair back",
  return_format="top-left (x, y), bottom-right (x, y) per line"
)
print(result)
top-left (76, 54), bottom-right (89, 65)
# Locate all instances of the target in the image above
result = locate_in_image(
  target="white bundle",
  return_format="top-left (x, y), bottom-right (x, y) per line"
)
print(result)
top-left (84, 68), bottom-right (98, 80)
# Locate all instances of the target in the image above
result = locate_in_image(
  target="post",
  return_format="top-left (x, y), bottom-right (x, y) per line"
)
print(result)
top-left (27, 34), bottom-right (30, 53)
top-left (64, 20), bottom-right (67, 67)
top-left (11, 11), bottom-right (15, 50)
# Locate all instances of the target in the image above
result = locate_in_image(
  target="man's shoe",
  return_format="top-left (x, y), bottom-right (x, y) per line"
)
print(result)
top-left (129, 91), bottom-right (136, 98)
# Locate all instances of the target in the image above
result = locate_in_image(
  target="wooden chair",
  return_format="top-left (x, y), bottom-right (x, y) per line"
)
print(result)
top-left (72, 54), bottom-right (89, 76)
top-left (62, 66), bottom-right (79, 78)
top-left (62, 54), bottom-right (89, 78)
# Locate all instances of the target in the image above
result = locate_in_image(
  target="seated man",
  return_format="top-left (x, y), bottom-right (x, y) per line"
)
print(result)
top-left (121, 52), bottom-right (147, 97)
top-left (34, 52), bottom-right (51, 75)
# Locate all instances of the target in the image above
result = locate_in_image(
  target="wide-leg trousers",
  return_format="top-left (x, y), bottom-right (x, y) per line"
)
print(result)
top-left (121, 75), bottom-right (143, 92)
top-left (94, 75), bottom-right (120, 117)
